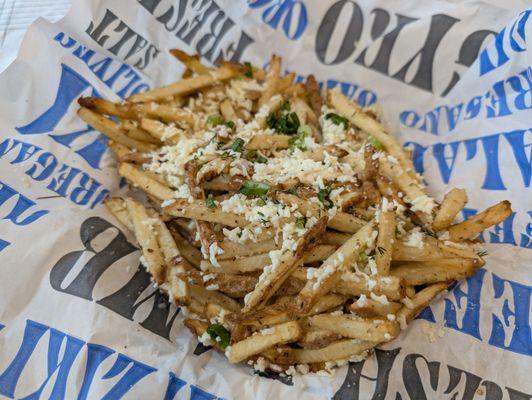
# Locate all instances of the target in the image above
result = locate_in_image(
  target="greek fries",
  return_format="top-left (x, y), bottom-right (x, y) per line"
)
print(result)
top-left (78, 51), bottom-right (512, 376)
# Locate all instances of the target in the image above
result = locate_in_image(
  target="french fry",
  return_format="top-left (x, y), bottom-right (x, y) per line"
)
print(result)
top-left (258, 55), bottom-right (281, 108)
top-left (447, 200), bottom-right (512, 241)
top-left (129, 64), bottom-right (241, 103)
top-left (432, 188), bottom-right (468, 231)
top-left (397, 282), bottom-right (449, 323)
top-left (349, 298), bottom-right (402, 317)
top-left (118, 163), bottom-right (175, 201)
top-left (294, 339), bottom-right (376, 364)
top-left (170, 230), bottom-right (203, 268)
top-left (328, 90), bottom-right (417, 179)
top-left (335, 273), bottom-right (404, 301)
top-left (125, 198), bottom-right (166, 284)
top-left (375, 209), bottom-right (396, 275)
top-left (107, 140), bottom-right (131, 159)
top-left (78, 108), bottom-right (156, 153)
top-left (220, 99), bottom-right (238, 122)
top-left (391, 258), bottom-right (482, 286)
top-left (227, 321), bottom-right (302, 363)
top-left (246, 134), bottom-right (290, 150)
top-left (201, 244), bottom-right (336, 273)
top-left (148, 211), bottom-right (191, 305)
top-left (307, 314), bottom-right (399, 342)
top-left (190, 284), bottom-right (240, 313)
top-left (217, 238), bottom-right (278, 260)
top-left (242, 216), bottom-right (328, 311)
top-left (295, 221), bottom-right (375, 312)
top-left (104, 197), bottom-right (133, 231)
top-left (164, 199), bottom-right (248, 227)
top-left (298, 330), bottom-right (342, 349)
top-left (305, 75), bottom-right (323, 119)
top-left (170, 49), bottom-right (211, 75)
top-left (140, 118), bottom-right (182, 143)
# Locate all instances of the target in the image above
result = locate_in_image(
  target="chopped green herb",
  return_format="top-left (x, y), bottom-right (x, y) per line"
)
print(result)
top-left (244, 61), bottom-right (253, 78)
top-left (368, 136), bottom-right (383, 150)
top-left (267, 111), bottom-right (300, 135)
top-left (325, 113), bottom-right (349, 129)
top-left (476, 249), bottom-right (488, 257)
top-left (256, 196), bottom-right (267, 206)
top-left (207, 114), bottom-right (224, 126)
top-left (280, 99), bottom-right (291, 111)
top-left (317, 187), bottom-right (334, 209)
top-left (288, 124), bottom-right (311, 152)
top-left (206, 323), bottom-right (230, 349)
top-left (358, 251), bottom-right (368, 262)
top-left (225, 120), bottom-right (235, 129)
top-left (376, 246), bottom-right (386, 255)
top-left (240, 180), bottom-right (270, 197)
top-left (245, 150), bottom-right (268, 164)
top-left (205, 194), bottom-right (216, 209)
top-left (220, 151), bottom-right (234, 160)
top-left (295, 217), bottom-right (307, 229)
top-left (230, 137), bottom-right (245, 153)
top-left (287, 187), bottom-right (298, 196)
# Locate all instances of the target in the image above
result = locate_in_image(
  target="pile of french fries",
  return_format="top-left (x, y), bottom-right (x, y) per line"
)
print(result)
top-left (77, 50), bottom-right (512, 375)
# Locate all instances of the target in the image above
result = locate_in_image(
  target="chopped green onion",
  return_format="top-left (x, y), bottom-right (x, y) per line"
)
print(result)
top-left (230, 137), bottom-right (245, 153)
top-left (207, 114), bottom-right (224, 126)
top-left (280, 99), bottom-right (291, 111)
top-left (244, 61), bottom-right (253, 78)
top-left (225, 120), bottom-right (235, 129)
top-left (295, 217), bottom-right (307, 229)
top-left (317, 187), bottom-right (334, 209)
top-left (288, 124), bottom-right (311, 152)
top-left (206, 323), bottom-right (230, 349)
top-left (245, 150), bottom-right (268, 164)
top-left (205, 194), bottom-right (216, 209)
top-left (325, 113), bottom-right (349, 129)
top-left (267, 111), bottom-right (300, 135)
top-left (256, 196), bottom-right (267, 206)
top-left (368, 136), bottom-right (383, 150)
top-left (240, 180), bottom-right (270, 197)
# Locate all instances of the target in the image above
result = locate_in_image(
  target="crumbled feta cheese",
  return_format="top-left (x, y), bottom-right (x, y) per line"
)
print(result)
top-left (208, 242), bottom-right (224, 267)
top-left (404, 227), bottom-right (424, 249)
top-left (387, 313), bottom-right (396, 321)
top-left (410, 195), bottom-right (436, 215)
top-left (401, 297), bottom-right (415, 309)
top-left (370, 292), bottom-right (389, 305)
top-left (198, 331), bottom-right (213, 346)
top-left (356, 294), bottom-right (368, 307)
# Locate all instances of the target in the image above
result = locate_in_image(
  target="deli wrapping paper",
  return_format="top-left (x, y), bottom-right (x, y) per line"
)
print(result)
top-left (0, 0), bottom-right (530, 399)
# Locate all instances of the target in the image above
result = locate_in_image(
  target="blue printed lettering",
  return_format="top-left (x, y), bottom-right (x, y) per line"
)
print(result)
top-left (163, 373), bottom-right (187, 400)
top-left (249, 0), bottom-right (308, 40)
top-left (444, 269), bottom-right (486, 341)
top-left (432, 141), bottom-right (460, 183)
top-left (490, 274), bottom-right (532, 356)
top-left (0, 180), bottom-right (49, 226)
top-left (99, 354), bottom-right (156, 399)
top-left (77, 344), bottom-right (115, 400)
top-left (520, 211), bottom-right (532, 248)
top-left (0, 239), bottom-right (9, 252)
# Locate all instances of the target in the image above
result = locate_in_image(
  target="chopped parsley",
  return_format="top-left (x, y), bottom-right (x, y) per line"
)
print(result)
top-left (245, 150), bottom-right (268, 164)
top-left (230, 137), bottom-right (245, 153)
top-left (376, 246), bottom-right (386, 255)
top-left (325, 113), bottom-right (349, 129)
top-left (206, 324), bottom-right (230, 349)
top-left (256, 196), bottom-right (267, 206)
top-left (280, 99), bottom-right (291, 111)
top-left (207, 114), bottom-right (235, 129)
top-left (476, 249), bottom-right (488, 257)
top-left (295, 217), bottom-right (307, 229)
top-left (317, 187), bottom-right (334, 209)
top-left (244, 61), bottom-right (253, 78)
top-left (288, 124), bottom-right (311, 152)
top-left (205, 194), bottom-right (216, 209)
top-left (267, 111), bottom-right (300, 135)
top-left (240, 180), bottom-right (270, 197)
top-left (368, 136), bottom-right (383, 150)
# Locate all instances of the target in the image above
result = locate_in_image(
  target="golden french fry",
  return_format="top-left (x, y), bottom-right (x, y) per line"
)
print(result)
top-left (118, 163), bottom-right (175, 201)
top-left (170, 49), bottom-right (211, 75)
top-left (258, 55), bottom-right (281, 108)
top-left (334, 272), bottom-right (404, 301)
top-left (227, 321), bottom-right (302, 363)
top-left (447, 200), bottom-right (512, 241)
top-left (397, 282), bottom-right (449, 324)
top-left (295, 221), bottom-right (375, 312)
top-left (432, 188), bottom-right (468, 231)
top-left (78, 108), bottom-right (156, 153)
top-left (307, 314), bottom-right (399, 342)
top-left (104, 197), bottom-right (133, 231)
top-left (125, 198), bottom-right (166, 284)
top-left (391, 258), bottom-right (482, 286)
top-left (294, 339), bottom-right (376, 364)
top-left (242, 217), bottom-right (328, 311)
top-left (220, 99), bottom-right (238, 122)
top-left (246, 134), bottom-right (290, 150)
top-left (129, 64), bottom-right (241, 103)
top-left (376, 209), bottom-right (396, 275)
top-left (349, 298), bottom-right (402, 317)
top-left (164, 199), bottom-right (248, 227)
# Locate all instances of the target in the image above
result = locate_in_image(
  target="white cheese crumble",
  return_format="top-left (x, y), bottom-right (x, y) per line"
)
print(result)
top-left (404, 227), bottom-right (424, 249)
top-left (208, 242), bottom-right (224, 267)
top-left (370, 292), bottom-right (389, 305)
top-left (410, 195), bottom-right (436, 215)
